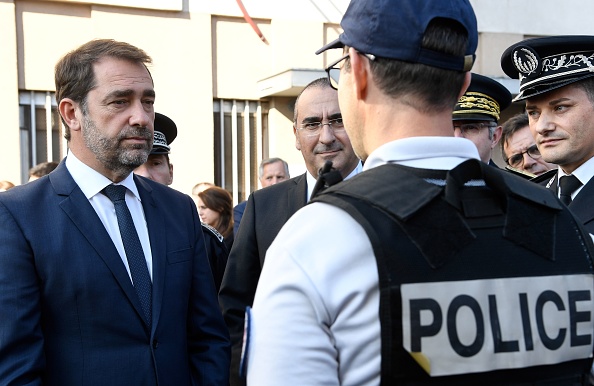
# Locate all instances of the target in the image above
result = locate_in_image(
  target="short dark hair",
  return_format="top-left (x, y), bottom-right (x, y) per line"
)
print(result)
top-left (572, 77), bottom-right (594, 106)
top-left (293, 77), bottom-right (333, 123)
top-left (29, 161), bottom-right (59, 178)
top-left (345, 18), bottom-right (468, 113)
top-left (500, 113), bottom-right (529, 159)
top-left (55, 39), bottom-right (152, 140)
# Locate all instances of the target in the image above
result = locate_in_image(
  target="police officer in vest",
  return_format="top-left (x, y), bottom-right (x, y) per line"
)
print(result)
top-left (453, 73), bottom-right (512, 167)
top-left (244, 0), bottom-right (594, 384)
top-left (134, 113), bottom-right (229, 291)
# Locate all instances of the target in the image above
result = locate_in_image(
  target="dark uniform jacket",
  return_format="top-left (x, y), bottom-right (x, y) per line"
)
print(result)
top-left (540, 171), bottom-right (594, 234)
top-left (201, 223), bottom-right (229, 292)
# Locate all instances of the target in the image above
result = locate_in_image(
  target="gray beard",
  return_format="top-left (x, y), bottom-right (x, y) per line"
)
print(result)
top-left (82, 116), bottom-right (152, 179)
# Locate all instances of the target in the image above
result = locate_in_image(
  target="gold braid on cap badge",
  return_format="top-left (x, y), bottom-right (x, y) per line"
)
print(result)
top-left (455, 92), bottom-right (500, 120)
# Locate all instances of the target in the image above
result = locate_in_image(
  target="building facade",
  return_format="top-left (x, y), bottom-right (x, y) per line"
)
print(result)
top-left (2, 0), bottom-right (594, 200)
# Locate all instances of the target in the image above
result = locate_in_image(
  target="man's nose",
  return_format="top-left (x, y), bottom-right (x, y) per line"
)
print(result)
top-left (523, 152), bottom-right (536, 169)
top-left (318, 124), bottom-right (336, 143)
top-left (129, 101), bottom-right (152, 128)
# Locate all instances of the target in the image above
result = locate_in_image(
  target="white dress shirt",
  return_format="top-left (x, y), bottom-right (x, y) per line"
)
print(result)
top-left (246, 137), bottom-right (479, 386)
top-left (66, 153), bottom-right (153, 281)
top-left (557, 155), bottom-right (594, 201)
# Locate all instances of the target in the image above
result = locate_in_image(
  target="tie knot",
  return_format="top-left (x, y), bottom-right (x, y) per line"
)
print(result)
top-left (559, 175), bottom-right (582, 197)
top-left (102, 184), bottom-right (127, 203)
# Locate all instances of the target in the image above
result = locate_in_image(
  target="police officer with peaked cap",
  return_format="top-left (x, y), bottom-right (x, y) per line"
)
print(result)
top-left (134, 113), bottom-right (229, 291)
top-left (503, 35), bottom-right (594, 385)
top-left (245, 0), bottom-right (594, 384)
top-left (453, 73), bottom-right (512, 165)
top-left (502, 36), bottom-right (594, 235)
top-left (152, 112), bottom-right (177, 154)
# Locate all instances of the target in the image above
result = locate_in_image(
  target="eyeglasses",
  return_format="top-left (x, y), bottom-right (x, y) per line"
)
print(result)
top-left (453, 122), bottom-right (497, 136)
top-left (296, 118), bottom-right (346, 137)
top-left (505, 144), bottom-right (542, 168)
top-left (325, 52), bottom-right (376, 90)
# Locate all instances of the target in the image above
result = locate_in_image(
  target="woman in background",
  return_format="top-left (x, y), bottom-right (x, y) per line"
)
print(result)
top-left (197, 186), bottom-right (234, 250)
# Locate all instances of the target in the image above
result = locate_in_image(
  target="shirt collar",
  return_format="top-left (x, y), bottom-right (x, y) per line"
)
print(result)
top-left (558, 156), bottom-right (594, 187)
top-left (363, 137), bottom-right (481, 171)
top-left (65, 152), bottom-right (141, 201)
top-left (306, 161), bottom-right (363, 201)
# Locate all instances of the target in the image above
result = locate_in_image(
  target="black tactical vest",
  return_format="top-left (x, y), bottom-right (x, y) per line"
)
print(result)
top-left (313, 159), bottom-right (594, 386)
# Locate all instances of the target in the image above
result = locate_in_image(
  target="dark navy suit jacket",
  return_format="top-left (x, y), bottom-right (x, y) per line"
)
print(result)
top-left (233, 200), bottom-right (247, 237)
top-left (219, 173), bottom-right (307, 386)
top-left (0, 161), bottom-right (230, 385)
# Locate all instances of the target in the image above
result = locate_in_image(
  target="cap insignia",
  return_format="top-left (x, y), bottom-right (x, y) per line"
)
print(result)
top-left (513, 46), bottom-right (541, 77)
top-left (456, 92), bottom-right (500, 120)
top-left (542, 53), bottom-right (594, 74)
top-left (153, 130), bottom-right (168, 148)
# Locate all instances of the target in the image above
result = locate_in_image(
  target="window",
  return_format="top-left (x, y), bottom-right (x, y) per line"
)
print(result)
top-left (19, 91), bottom-right (63, 183)
top-left (213, 99), bottom-right (269, 204)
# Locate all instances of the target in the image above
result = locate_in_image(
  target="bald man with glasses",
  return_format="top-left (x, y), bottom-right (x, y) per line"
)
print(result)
top-left (219, 77), bottom-right (362, 386)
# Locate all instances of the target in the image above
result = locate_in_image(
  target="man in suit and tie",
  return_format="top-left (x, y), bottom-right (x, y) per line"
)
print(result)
top-left (0, 39), bottom-right (230, 385)
top-left (502, 36), bottom-right (594, 234)
top-left (218, 76), bottom-right (362, 385)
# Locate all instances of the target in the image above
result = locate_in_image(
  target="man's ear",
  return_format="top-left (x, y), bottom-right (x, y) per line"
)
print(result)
top-left (491, 125), bottom-right (503, 148)
top-left (59, 98), bottom-right (82, 132)
top-left (349, 47), bottom-right (368, 100)
top-left (294, 126), bottom-right (302, 151)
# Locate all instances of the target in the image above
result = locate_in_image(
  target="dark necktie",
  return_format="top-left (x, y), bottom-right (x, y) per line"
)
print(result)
top-left (559, 175), bottom-right (582, 206)
top-left (102, 184), bottom-right (152, 327)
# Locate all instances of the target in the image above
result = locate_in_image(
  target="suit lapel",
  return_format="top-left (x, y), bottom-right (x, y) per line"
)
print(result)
top-left (135, 176), bottom-right (165, 334)
top-left (569, 178), bottom-right (594, 231)
top-left (286, 173), bottom-right (308, 217)
top-left (50, 163), bottom-right (147, 327)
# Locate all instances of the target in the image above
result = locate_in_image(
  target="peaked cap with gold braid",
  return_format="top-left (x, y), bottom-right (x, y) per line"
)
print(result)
top-left (453, 73), bottom-right (512, 122)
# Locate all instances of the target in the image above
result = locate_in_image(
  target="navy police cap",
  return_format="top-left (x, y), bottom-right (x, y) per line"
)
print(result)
top-left (315, 0), bottom-right (478, 72)
top-left (453, 73), bottom-right (512, 122)
top-left (501, 35), bottom-right (594, 101)
top-left (152, 113), bottom-right (177, 155)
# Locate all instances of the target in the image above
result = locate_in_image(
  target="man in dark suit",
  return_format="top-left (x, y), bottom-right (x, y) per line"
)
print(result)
top-left (219, 77), bottom-right (362, 385)
top-left (502, 36), bottom-right (594, 234)
top-left (0, 39), bottom-right (230, 385)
